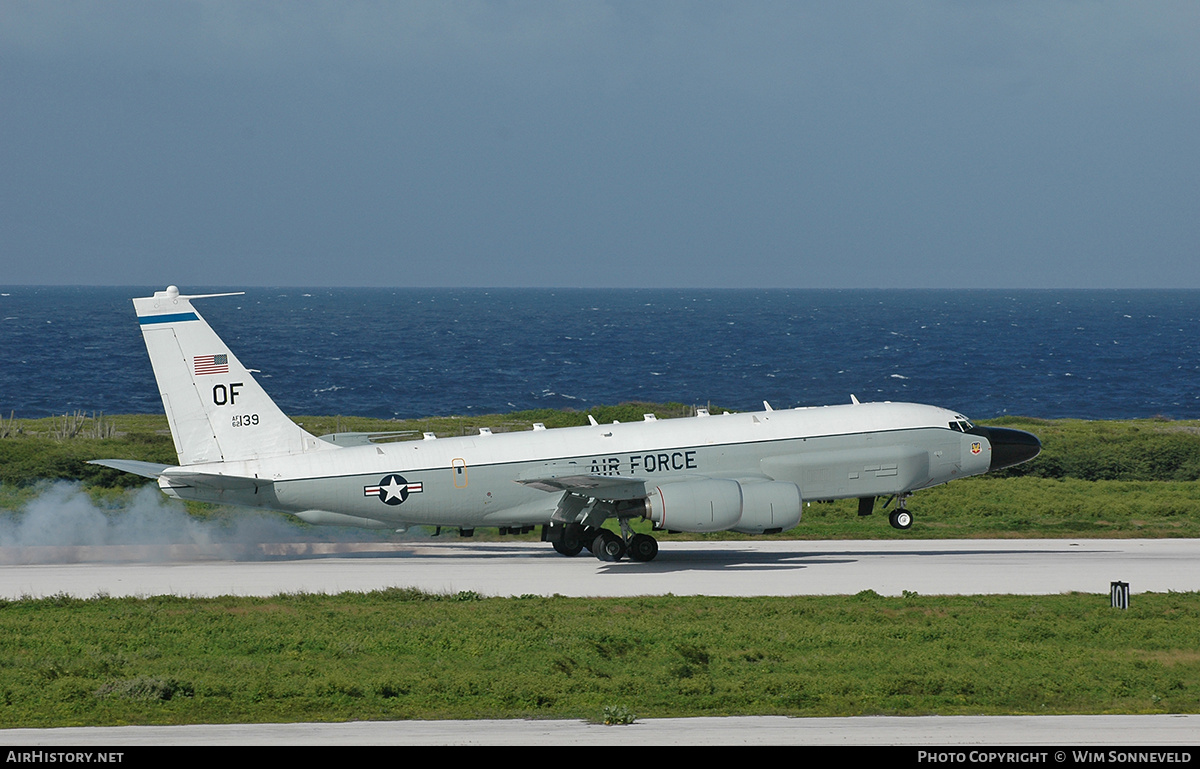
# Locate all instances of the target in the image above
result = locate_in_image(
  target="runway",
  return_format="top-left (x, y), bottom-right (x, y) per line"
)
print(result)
top-left (3, 538), bottom-right (1198, 599)
top-left (4, 714), bottom-right (1199, 746)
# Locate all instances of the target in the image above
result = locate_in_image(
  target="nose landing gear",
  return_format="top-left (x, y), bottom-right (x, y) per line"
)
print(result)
top-left (886, 494), bottom-right (913, 530)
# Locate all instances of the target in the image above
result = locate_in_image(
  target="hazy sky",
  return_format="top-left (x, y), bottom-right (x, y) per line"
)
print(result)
top-left (3, 2), bottom-right (1197, 288)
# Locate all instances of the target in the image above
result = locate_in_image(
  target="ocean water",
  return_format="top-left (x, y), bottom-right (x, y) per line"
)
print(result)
top-left (2, 287), bottom-right (1198, 421)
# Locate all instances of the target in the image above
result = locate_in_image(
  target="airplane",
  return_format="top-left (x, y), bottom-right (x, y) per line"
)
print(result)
top-left (92, 286), bottom-right (1042, 562)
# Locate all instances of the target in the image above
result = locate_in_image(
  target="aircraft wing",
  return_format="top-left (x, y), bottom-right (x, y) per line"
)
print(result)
top-left (516, 470), bottom-right (775, 502)
top-left (515, 473), bottom-right (648, 500)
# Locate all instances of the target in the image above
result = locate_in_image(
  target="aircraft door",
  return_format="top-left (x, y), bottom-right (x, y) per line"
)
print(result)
top-left (452, 458), bottom-right (468, 488)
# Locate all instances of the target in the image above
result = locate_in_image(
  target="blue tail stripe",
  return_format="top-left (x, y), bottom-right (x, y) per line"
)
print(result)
top-left (139, 312), bottom-right (199, 325)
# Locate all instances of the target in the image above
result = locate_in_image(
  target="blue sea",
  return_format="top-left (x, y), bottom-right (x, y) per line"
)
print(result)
top-left (2, 287), bottom-right (1199, 421)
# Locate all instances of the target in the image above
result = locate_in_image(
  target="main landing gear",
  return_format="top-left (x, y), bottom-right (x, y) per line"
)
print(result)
top-left (545, 522), bottom-right (660, 562)
top-left (593, 529), bottom-right (659, 562)
top-left (549, 522), bottom-right (588, 556)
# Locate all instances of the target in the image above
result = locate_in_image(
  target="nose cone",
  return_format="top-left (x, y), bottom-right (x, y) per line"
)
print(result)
top-left (971, 426), bottom-right (1042, 472)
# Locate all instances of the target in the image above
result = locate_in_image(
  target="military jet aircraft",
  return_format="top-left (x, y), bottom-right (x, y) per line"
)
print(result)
top-left (92, 286), bottom-right (1041, 562)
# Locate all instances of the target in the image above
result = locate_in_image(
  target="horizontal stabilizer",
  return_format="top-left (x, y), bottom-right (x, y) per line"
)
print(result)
top-left (317, 431), bottom-right (418, 446)
top-left (89, 459), bottom-right (269, 491)
top-left (88, 459), bottom-right (172, 479)
top-left (160, 471), bottom-right (273, 491)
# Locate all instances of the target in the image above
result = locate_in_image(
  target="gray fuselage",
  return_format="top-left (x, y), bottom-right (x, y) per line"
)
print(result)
top-left (158, 401), bottom-right (993, 530)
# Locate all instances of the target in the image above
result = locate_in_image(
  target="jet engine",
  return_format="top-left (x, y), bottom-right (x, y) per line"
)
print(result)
top-left (732, 480), bottom-right (802, 534)
top-left (639, 478), bottom-right (802, 534)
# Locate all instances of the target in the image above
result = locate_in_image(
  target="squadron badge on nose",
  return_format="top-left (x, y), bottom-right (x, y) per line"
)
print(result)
top-left (364, 474), bottom-right (423, 505)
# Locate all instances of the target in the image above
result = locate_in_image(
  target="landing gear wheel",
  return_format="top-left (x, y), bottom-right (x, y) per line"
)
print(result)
top-left (551, 528), bottom-right (584, 556)
top-left (627, 533), bottom-right (659, 562)
top-left (889, 509), bottom-right (913, 530)
top-left (593, 530), bottom-right (626, 562)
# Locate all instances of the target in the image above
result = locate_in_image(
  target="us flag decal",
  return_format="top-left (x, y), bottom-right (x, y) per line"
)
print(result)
top-left (194, 354), bottom-right (229, 375)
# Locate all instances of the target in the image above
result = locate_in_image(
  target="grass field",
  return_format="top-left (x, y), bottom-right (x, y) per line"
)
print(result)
top-left (2, 590), bottom-right (1197, 727)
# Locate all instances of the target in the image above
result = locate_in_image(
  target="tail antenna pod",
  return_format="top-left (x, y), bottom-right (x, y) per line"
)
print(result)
top-left (158, 285), bottom-right (245, 302)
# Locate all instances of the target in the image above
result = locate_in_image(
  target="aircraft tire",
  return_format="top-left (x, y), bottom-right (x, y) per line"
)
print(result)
top-left (552, 533), bottom-right (584, 556)
top-left (580, 526), bottom-right (600, 552)
top-left (558, 523), bottom-right (591, 553)
top-left (593, 530), bottom-right (626, 562)
top-left (627, 533), bottom-right (659, 562)
top-left (889, 510), bottom-right (913, 530)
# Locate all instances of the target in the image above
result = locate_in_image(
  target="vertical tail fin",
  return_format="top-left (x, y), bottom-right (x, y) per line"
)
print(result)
top-left (133, 286), bottom-right (333, 465)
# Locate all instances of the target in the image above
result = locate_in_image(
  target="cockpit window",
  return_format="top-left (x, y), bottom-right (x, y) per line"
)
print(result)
top-left (948, 419), bottom-right (974, 432)
top-left (949, 421), bottom-right (963, 432)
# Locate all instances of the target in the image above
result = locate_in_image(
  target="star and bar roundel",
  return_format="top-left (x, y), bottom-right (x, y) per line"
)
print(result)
top-left (364, 474), bottom-right (423, 506)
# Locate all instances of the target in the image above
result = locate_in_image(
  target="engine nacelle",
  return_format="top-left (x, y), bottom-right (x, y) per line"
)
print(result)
top-left (643, 478), bottom-right (743, 532)
top-left (640, 478), bottom-right (804, 534)
top-left (732, 481), bottom-right (802, 534)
